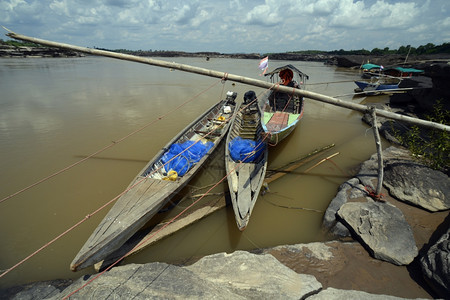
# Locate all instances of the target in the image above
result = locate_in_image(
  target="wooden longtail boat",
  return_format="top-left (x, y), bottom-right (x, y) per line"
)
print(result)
top-left (70, 91), bottom-right (237, 271)
top-left (225, 91), bottom-right (268, 231)
top-left (356, 64), bottom-right (423, 95)
top-left (354, 77), bottom-right (401, 95)
top-left (360, 63), bottom-right (424, 79)
top-left (260, 65), bottom-right (309, 145)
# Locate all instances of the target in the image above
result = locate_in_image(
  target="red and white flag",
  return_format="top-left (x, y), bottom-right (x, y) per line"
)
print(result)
top-left (258, 56), bottom-right (268, 75)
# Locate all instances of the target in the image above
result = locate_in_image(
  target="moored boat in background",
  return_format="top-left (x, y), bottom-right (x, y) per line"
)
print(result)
top-left (355, 63), bottom-right (423, 95)
top-left (260, 65), bottom-right (309, 145)
top-left (354, 76), bottom-right (401, 95)
top-left (359, 63), bottom-right (423, 79)
top-left (360, 63), bottom-right (383, 78)
top-left (383, 66), bottom-right (424, 77)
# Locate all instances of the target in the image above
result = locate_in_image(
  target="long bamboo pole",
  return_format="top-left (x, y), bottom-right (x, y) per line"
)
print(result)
top-left (5, 30), bottom-right (450, 132)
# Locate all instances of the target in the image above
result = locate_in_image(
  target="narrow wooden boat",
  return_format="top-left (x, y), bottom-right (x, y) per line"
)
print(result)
top-left (360, 63), bottom-right (383, 79)
top-left (260, 65), bottom-right (309, 145)
top-left (225, 91), bottom-right (268, 231)
top-left (360, 63), bottom-right (424, 79)
top-left (70, 91), bottom-right (237, 271)
top-left (382, 66), bottom-right (424, 78)
top-left (354, 76), bottom-right (401, 95)
top-left (355, 65), bottom-right (422, 95)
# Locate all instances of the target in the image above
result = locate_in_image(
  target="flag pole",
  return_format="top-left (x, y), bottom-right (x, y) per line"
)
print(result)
top-left (259, 56), bottom-right (269, 76)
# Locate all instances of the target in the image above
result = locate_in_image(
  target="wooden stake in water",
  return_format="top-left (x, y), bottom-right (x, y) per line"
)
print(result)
top-left (370, 106), bottom-right (384, 200)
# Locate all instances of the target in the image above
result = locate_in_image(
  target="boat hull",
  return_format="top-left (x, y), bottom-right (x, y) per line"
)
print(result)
top-left (259, 92), bottom-right (304, 145)
top-left (354, 80), bottom-right (399, 95)
top-left (259, 65), bottom-right (306, 144)
top-left (226, 99), bottom-right (267, 231)
top-left (261, 110), bottom-right (302, 144)
top-left (71, 92), bottom-right (237, 271)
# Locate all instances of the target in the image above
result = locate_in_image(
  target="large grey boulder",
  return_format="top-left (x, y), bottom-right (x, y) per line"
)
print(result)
top-left (51, 262), bottom-right (239, 299)
top-left (337, 202), bottom-right (418, 265)
top-left (308, 287), bottom-right (427, 299)
top-left (323, 178), bottom-right (366, 237)
top-left (357, 146), bottom-right (412, 189)
top-left (6, 241), bottom-right (438, 299)
top-left (49, 251), bottom-right (322, 300)
top-left (5, 280), bottom-right (72, 300)
top-left (185, 250), bottom-right (322, 299)
top-left (420, 226), bottom-right (450, 298)
top-left (384, 162), bottom-right (450, 212)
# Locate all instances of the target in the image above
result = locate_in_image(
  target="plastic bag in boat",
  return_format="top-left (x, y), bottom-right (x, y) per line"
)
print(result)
top-left (161, 140), bottom-right (213, 177)
top-left (229, 137), bottom-right (265, 163)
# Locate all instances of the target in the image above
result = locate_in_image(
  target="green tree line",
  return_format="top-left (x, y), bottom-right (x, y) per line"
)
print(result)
top-left (0, 39), bottom-right (40, 47)
top-left (292, 42), bottom-right (450, 55)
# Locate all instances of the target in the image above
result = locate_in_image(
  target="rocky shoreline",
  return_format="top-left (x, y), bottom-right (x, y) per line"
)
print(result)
top-left (0, 44), bottom-right (83, 58)
top-left (1, 46), bottom-right (448, 299)
top-left (2, 146), bottom-right (448, 299)
top-left (2, 44), bottom-right (449, 66)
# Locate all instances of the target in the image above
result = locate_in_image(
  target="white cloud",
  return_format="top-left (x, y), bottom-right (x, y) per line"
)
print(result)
top-left (49, 0), bottom-right (70, 16)
top-left (191, 9), bottom-right (211, 27)
top-left (105, 0), bottom-right (139, 8)
top-left (244, 0), bottom-right (282, 26)
top-left (376, 1), bottom-right (420, 29)
top-left (1, 0), bottom-right (26, 10)
top-left (1, 0), bottom-right (448, 53)
top-left (328, 0), bottom-right (368, 28)
top-left (229, 0), bottom-right (243, 10)
top-left (1, 0), bottom-right (41, 23)
top-left (309, 0), bottom-right (340, 15)
top-left (173, 4), bottom-right (195, 25)
top-left (439, 16), bottom-right (450, 28)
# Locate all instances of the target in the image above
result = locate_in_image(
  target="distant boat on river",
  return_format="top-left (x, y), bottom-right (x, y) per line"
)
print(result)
top-left (354, 77), bottom-right (401, 95)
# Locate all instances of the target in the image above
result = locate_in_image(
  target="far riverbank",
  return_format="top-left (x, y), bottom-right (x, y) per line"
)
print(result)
top-left (2, 43), bottom-right (449, 68)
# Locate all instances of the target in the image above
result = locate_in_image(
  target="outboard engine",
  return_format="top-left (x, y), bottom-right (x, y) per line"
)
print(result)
top-left (226, 91), bottom-right (237, 105)
top-left (243, 90), bottom-right (256, 104)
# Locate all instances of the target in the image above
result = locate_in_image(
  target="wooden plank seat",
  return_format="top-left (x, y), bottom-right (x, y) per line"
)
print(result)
top-left (194, 130), bottom-right (222, 137)
top-left (265, 112), bottom-right (290, 132)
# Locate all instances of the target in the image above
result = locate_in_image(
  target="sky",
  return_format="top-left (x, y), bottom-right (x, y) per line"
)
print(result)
top-left (1, 0), bottom-right (449, 53)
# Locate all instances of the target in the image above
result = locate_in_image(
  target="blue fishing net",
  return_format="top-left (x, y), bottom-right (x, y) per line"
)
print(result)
top-left (161, 140), bottom-right (213, 176)
top-left (229, 137), bottom-right (265, 163)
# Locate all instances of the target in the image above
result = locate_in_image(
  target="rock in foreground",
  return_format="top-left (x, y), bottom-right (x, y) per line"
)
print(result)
top-left (384, 162), bottom-right (450, 212)
top-left (48, 251), bottom-right (322, 299)
top-left (308, 287), bottom-right (422, 300)
top-left (420, 225), bottom-right (450, 298)
top-left (9, 248), bottom-right (431, 300)
top-left (337, 202), bottom-right (418, 265)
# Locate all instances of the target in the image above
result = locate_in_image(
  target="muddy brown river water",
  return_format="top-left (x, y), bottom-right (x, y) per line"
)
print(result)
top-left (0, 57), bottom-right (388, 288)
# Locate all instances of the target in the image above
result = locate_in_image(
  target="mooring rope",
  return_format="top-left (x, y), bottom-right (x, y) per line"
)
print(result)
top-left (1, 83), bottom-right (274, 289)
top-left (0, 79), bottom-right (224, 205)
top-left (62, 125), bottom-right (271, 299)
top-left (63, 170), bottom-right (231, 299)
top-left (0, 79), bottom-right (229, 278)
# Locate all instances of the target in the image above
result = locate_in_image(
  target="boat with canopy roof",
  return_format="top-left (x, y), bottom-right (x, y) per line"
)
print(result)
top-left (259, 64), bottom-right (309, 145)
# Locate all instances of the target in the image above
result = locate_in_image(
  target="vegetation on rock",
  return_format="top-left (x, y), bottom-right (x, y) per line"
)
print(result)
top-left (393, 100), bottom-right (449, 173)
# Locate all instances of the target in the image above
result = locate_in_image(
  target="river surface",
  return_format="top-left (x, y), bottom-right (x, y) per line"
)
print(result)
top-left (0, 57), bottom-right (388, 288)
